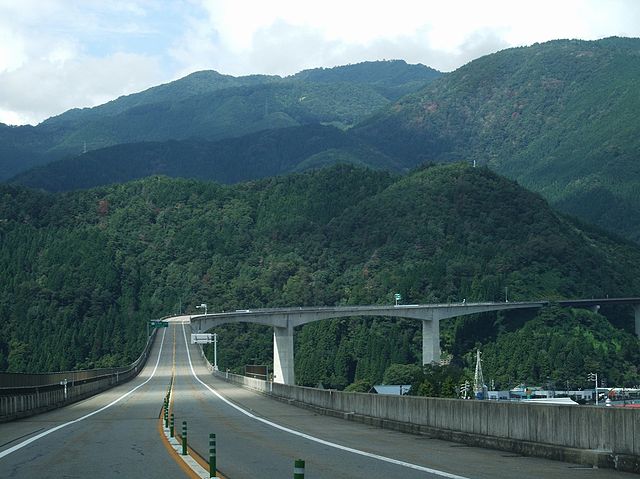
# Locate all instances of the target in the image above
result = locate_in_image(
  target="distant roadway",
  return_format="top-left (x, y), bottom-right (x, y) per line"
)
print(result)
top-left (0, 321), bottom-right (636, 478)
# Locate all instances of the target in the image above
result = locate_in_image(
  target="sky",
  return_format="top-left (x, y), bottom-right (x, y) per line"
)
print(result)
top-left (0, 0), bottom-right (639, 126)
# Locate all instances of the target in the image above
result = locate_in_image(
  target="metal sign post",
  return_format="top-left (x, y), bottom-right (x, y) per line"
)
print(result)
top-left (394, 293), bottom-right (401, 306)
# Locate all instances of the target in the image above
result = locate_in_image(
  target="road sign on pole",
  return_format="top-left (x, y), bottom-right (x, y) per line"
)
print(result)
top-left (150, 320), bottom-right (168, 328)
top-left (394, 293), bottom-right (401, 306)
top-left (191, 333), bottom-right (214, 344)
top-left (196, 303), bottom-right (208, 315)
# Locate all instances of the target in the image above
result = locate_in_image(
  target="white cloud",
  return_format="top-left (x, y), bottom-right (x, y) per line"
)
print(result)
top-left (1, 0), bottom-right (640, 124)
top-left (0, 108), bottom-right (30, 126)
top-left (168, 14), bottom-right (223, 76)
top-left (190, 0), bottom-right (640, 76)
top-left (0, 53), bottom-right (164, 125)
top-left (0, 26), bottom-right (27, 73)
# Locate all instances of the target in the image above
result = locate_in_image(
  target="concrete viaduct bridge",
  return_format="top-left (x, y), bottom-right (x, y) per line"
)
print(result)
top-left (189, 298), bottom-right (640, 385)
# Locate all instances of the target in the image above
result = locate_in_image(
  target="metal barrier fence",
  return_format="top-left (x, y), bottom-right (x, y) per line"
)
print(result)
top-left (0, 330), bottom-right (157, 422)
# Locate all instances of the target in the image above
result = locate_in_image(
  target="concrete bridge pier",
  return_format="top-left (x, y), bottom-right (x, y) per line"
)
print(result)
top-left (422, 319), bottom-right (441, 365)
top-left (634, 304), bottom-right (640, 338)
top-left (273, 323), bottom-right (295, 385)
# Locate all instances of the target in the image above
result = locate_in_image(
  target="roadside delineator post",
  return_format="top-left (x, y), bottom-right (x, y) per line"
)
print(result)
top-left (209, 433), bottom-right (216, 478)
top-left (294, 459), bottom-right (305, 478)
top-left (164, 399), bottom-right (169, 428)
top-left (182, 421), bottom-right (188, 455)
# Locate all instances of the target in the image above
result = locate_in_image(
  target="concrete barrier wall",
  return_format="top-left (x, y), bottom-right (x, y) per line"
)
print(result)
top-left (209, 364), bottom-right (640, 470)
top-left (266, 382), bottom-right (640, 455)
top-left (0, 332), bottom-right (156, 422)
top-left (0, 375), bottom-right (121, 420)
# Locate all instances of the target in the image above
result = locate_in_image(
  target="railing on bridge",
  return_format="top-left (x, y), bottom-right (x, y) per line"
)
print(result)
top-left (0, 330), bottom-right (158, 422)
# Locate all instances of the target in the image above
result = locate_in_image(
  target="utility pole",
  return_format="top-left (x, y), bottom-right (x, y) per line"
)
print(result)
top-left (474, 349), bottom-right (486, 400)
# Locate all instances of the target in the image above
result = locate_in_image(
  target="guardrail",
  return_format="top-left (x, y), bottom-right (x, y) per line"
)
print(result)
top-left (0, 330), bottom-right (157, 422)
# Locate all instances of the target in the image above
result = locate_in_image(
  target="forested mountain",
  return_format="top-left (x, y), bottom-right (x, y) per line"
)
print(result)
top-left (1, 164), bottom-right (639, 393)
top-left (11, 124), bottom-right (399, 192)
top-left (355, 37), bottom-right (640, 242)
top-left (43, 70), bottom-right (280, 127)
top-left (7, 38), bottom-right (640, 247)
top-left (0, 60), bottom-right (439, 180)
top-left (291, 59), bottom-right (441, 100)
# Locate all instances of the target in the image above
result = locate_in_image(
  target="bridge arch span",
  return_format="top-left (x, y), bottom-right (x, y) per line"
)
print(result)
top-left (189, 302), bottom-right (548, 385)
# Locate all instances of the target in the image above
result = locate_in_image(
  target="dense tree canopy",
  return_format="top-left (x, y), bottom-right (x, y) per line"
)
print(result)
top-left (1, 163), bottom-right (639, 393)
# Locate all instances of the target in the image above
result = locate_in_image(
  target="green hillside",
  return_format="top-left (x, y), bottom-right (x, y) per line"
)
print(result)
top-left (11, 124), bottom-right (399, 192)
top-left (291, 59), bottom-right (441, 99)
top-left (1, 164), bottom-right (639, 392)
top-left (42, 70), bottom-right (280, 128)
top-left (0, 60), bottom-right (439, 180)
top-left (6, 40), bottom-right (640, 245)
top-left (355, 37), bottom-right (640, 242)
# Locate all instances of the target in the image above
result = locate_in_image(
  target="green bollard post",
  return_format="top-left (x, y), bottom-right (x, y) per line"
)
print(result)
top-left (294, 459), bottom-right (305, 478)
top-left (170, 413), bottom-right (175, 437)
top-left (181, 421), bottom-right (187, 455)
top-left (209, 433), bottom-right (216, 478)
top-left (164, 400), bottom-right (168, 428)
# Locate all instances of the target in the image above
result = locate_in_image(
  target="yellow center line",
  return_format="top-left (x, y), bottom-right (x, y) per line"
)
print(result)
top-left (155, 325), bottom-right (199, 479)
top-left (159, 323), bottom-right (229, 479)
top-left (157, 409), bottom-right (200, 479)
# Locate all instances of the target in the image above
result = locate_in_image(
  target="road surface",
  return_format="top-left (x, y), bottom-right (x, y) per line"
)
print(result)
top-left (1, 321), bottom-right (636, 478)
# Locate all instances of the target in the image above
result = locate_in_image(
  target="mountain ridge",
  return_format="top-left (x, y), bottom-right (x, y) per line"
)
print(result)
top-left (0, 60), bottom-right (440, 180)
top-left (5, 38), bottom-right (640, 243)
top-left (354, 36), bottom-right (640, 241)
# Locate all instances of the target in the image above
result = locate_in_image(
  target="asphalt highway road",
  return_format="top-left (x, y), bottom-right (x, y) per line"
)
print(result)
top-left (0, 321), bottom-right (637, 478)
top-left (171, 321), bottom-right (636, 479)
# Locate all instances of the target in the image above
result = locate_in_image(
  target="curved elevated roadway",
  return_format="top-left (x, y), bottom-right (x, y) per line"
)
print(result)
top-left (190, 298), bottom-right (640, 385)
top-left (1, 319), bottom-right (637, 478)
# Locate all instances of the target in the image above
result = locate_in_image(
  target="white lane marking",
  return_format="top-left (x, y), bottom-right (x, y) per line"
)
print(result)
top-left (180, 323), bottom-right (471, 479)
top-left (0, 329), bottom-right (167, 460)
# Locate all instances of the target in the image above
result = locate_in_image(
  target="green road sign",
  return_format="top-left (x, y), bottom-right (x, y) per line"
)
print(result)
top-left (150, 320), bottom-right (169, 328)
